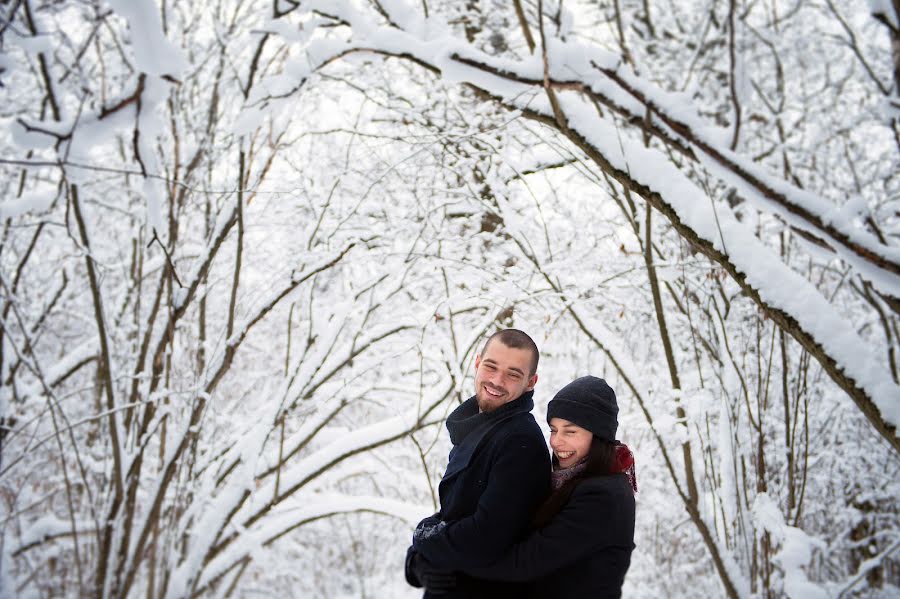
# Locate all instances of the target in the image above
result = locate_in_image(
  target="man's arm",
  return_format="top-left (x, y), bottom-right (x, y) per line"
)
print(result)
top-left (405, 512), bottom-right (442, 588)
top-left (461, 477), bottom-right (635, 582)
top-left (404, 546), bottom-right (423, 588)
top-left (413, 432), bottom-right (549, 570)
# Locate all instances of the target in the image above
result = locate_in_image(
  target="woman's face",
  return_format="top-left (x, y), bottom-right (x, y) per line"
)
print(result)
top-left (549, 417), bottom-right (593, 468)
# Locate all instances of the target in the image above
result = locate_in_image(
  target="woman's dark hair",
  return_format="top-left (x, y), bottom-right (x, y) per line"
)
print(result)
top-left (532, 436), bottom-right (617, 528)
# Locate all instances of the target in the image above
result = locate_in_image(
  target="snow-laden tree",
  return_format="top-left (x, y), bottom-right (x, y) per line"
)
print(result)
top-left (1, 0), bottom-right (898, 597)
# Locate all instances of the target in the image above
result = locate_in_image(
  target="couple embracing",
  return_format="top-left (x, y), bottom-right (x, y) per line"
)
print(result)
top-left (405, 329), bottom-right (637, 598)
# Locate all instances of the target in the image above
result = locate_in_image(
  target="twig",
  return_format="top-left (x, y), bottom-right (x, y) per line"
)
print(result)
top-left (537, 0), bottom-right (569, 133)
top-left (835, 537), bottom-right (900, 598)
top-left (147, 229), bottom-right (185, 289)
top-left (513, 0), bottom-right (536, 53)
top-left (727, 0), bottom-right (741, 149)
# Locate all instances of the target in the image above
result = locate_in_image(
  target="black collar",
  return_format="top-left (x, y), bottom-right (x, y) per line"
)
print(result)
top-left (445, 390), bottom-right (535, 446)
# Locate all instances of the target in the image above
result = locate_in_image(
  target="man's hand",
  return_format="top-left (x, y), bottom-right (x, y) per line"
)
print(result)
top-left (407, 549), bottom-right (457, 594)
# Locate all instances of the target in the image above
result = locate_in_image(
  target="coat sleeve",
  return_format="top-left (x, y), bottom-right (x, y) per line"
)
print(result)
top-left (460, 478), bottom-right (635, 582)
top-left (413, 432), bottom-right (549, 570)
top-left (404, 546), bottom-right (423, 587)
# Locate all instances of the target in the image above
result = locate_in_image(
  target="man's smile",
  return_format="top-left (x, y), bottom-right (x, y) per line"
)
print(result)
top-left (483, 384), bottom-right (505, 398)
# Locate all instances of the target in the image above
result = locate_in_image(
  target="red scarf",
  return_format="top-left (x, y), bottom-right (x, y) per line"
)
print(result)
top-left (615, 442), bottom-right (638, 494)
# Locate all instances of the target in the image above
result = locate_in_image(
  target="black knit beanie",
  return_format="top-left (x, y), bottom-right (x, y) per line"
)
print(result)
top-left (547, 376), bottom-right (618, 440)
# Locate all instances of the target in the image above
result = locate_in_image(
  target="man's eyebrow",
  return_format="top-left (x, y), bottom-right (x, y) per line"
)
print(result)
top-left (483, 359), bottom-right (525, 376)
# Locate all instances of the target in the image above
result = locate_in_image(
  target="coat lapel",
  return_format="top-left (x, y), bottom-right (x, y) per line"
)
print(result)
top-left (441, 412), bottom-right (517, 481)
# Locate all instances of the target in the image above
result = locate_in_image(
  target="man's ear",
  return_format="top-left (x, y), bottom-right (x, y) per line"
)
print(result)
top-left (526, 373), bottom-right (538, 391)
top-left (474, 354), bottom-right (482, 370)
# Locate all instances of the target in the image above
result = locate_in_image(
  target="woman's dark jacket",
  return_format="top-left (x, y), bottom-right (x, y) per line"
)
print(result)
top-left (462, 472), bottom-right (635, 599)
top-left (408, 391), bottom-right (550, 598)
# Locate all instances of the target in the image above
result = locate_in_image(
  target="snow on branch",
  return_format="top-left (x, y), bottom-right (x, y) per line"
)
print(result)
top-left (105, 0), bottom-right (187, 77)
top-left (161, 378), bottom-right (451, 597)
top-left (205, 242), bottom-right (359, 394)
top-left (753, 493), bottom-right (829, 599)
top-left (244, 399), bottom-right (442, 518)
top-left (222, 379), bottom-right (453, 546)
top-left (279, 0), bottom-right (900, 451)
top-left (193, 493), bottom-right (423, 595)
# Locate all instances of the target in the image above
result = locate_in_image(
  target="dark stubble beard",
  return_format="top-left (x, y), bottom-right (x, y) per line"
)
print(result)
top-left (476, 387), bottom-right (512, 413)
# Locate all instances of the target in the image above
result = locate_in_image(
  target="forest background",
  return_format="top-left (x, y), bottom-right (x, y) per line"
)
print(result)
top-left (1, 0), bottom-right (899, 597)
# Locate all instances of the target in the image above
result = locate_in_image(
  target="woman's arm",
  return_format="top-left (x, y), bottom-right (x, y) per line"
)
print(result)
top-left (461, 476), bottom-right (635, 582)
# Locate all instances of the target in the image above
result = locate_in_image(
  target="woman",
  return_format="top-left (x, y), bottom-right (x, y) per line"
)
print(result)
top-left (413, 376), bottom-right (637, 598)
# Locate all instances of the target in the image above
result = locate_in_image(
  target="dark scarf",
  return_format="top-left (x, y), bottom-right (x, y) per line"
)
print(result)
top-left (445, 390), bottom-right (535, 446)
top-left (551, 460), bottom-right (588, 490)
top-left (438, 391), bottom-right (537, 500)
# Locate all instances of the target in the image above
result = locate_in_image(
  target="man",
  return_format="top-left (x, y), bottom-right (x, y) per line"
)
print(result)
top-left (405, 329), bottom-right (551, 598)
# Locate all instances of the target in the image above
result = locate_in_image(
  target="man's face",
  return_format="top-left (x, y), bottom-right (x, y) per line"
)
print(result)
top-left (473, 341), bottom-right (538, 413)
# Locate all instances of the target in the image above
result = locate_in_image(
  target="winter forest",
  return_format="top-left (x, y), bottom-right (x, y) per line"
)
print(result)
top-left (1, 0), bottom-right (899, 597)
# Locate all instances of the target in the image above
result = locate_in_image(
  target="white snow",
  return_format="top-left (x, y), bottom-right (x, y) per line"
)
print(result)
top-left (143, 176), bottom-right (165, 237)
top-left (5, 2), bottom-right (899, 597)
top-left (753, 493), bottom-right (828, 599)
top-left (0, 189), bottom-right (55, 220)
top-left (171, 286), bottom-right (188, 310)
top-left (164, 395), bottom-right (278, 599)
top-left (7, 117), bottom-right (60, 150)
top-left (9, 29), bottom-right (54, 56)
top-left (869, 0), bottom-right (899, 28)
top-left (106, 0), bottom-right (187, 76)
top-left (195, 493), bottom-right (423, 592)
top-left (16, 514), bottom-right (88, 551)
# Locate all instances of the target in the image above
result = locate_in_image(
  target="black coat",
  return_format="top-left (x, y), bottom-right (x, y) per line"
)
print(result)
top-left (408, 391), bottom-right (550, 599)
top-left (463, 473), bottom-right (636, 599)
